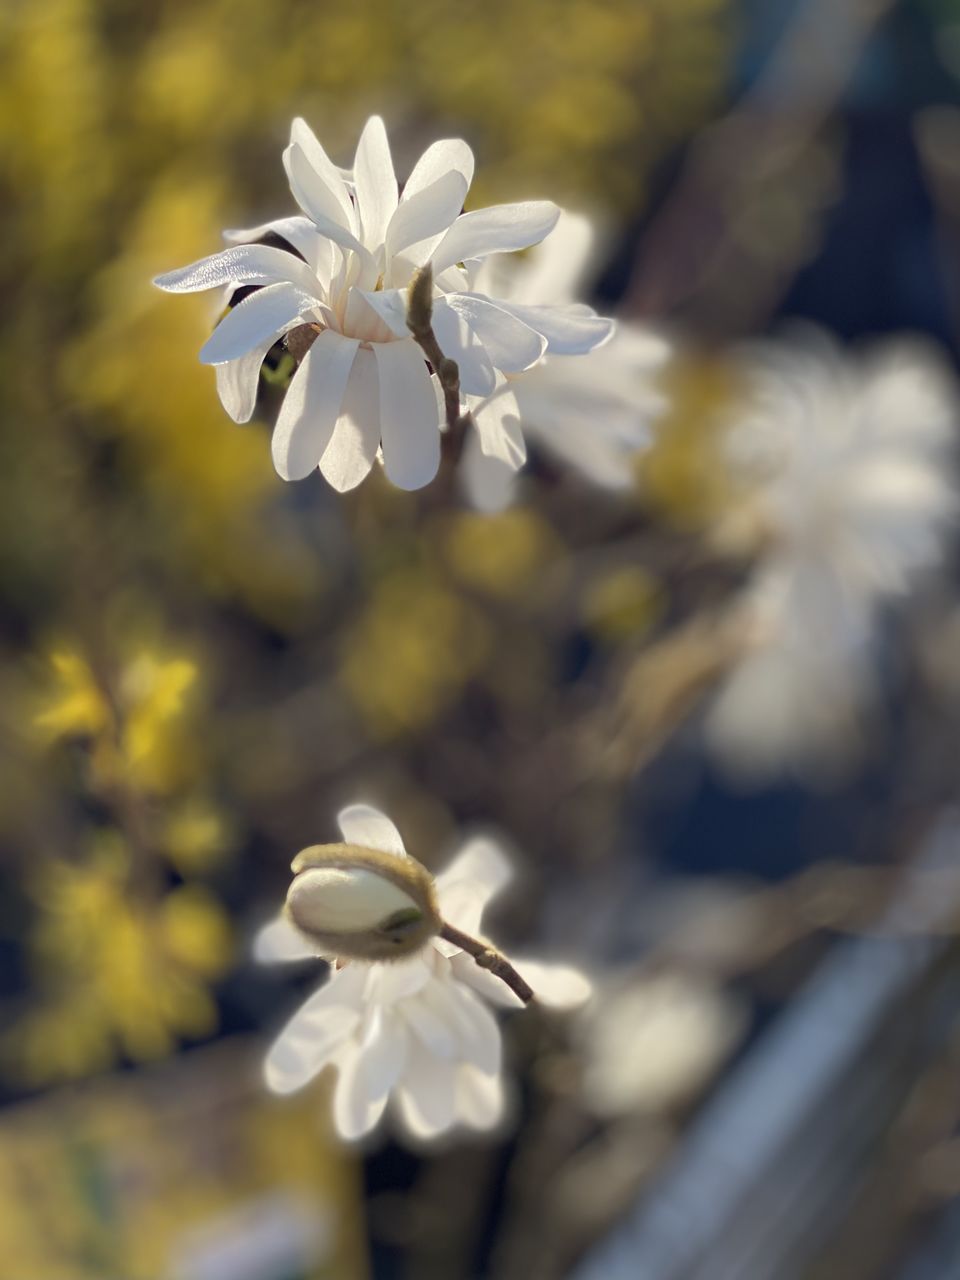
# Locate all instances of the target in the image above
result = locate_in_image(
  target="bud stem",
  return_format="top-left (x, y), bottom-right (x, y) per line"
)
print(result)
top-left (406, 265), bottom-right (472, 464)
top-left (439, 921), bottom-right (535, 1004)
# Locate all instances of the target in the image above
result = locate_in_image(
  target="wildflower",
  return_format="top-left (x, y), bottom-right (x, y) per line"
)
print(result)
top-left (462, 211), bottom-right (669, 509)
top-left (705, 331), bottom-right (958, 779)
top-left (256, 804), bottom-right (590, 1141)
top-left (155, 117), bottom-right (614, 492)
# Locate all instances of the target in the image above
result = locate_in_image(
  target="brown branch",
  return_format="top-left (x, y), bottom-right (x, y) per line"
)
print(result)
top-left (407, 264), bottom-right (472, 466)
top-left (439, 922), bottom-right (535, 1005)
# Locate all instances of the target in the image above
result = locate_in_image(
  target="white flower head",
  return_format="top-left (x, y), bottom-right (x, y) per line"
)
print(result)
top-left (463, 211), bottom-right (669, 511)
top-left (256, 804), bottom-right (591, 1143)
top-left (155, 118), bottom-right (614, 493)
top-left (706, 329), bottom-right (958, 780)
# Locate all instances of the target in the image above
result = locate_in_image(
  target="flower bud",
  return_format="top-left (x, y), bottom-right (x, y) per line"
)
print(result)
top-left (285, 842), bottom-right (441, 961)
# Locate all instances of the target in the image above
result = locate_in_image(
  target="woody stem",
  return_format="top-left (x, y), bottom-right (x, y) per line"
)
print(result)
top-left (439, 922), bottom-right (535, 1005)
top-left (406, 264), bottom-right (472, 465)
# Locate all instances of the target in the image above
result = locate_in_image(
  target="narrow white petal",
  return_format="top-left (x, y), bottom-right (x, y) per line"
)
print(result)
top-left (354, 115), bottom-right (398, 250)
top-left (461, 432), bottom-right (517, 512)
top-left (222, 216), bottom-right (327, 272)
top-left (403, 138), bottom-right (475, 201)
top-left (386, 170), bottom-right (469, 262)
top-left (356, 288), bottom-right (410, 338)
top-left (284, 143), bottom-right (375, 269)
top-left (263, 973), bottom-right (364, 1095)
top-left (435, 838), bottom-right (513, 912)
top-left (320, 347), bottom-right (381, 491)
top-left (154, 244), bottom-right (318, 295)
top-left (337, 802), bottom-right (407, 855)
top-left (368, 953), bottom-right (434, 1003)
top-left (373, 341), bottom-right (442, 490)
top-left (394, 1042), bottom-right (458, 1139)
top-left (431, 201), bottom-right (561, 275)
top-left (215, 334), bottom-right (277, 423)
top-left (431, 301), bottom-right (496, 396)
top-left (288, 118), bottom-right (356, 231)
top-left (199, 283), bottom-right (317, 365)
top-left (333, 1042), bottom-right (389, 1140)
top-left (447, 294), bottom-right (547, 372)
top-left (358, 1006), bottom-right (409, 1101)
top-left (455, 1064), bottom-right (505, 1130)
top-left (442, 980), bottom-right (502, 1074)
top-left (495, 302), bottom-right (614, 355)
top-left (401, 987), bottom-right (461, 1058)
top-left (253, 914), bottom-right (321, 964)
top-left (271, 330), bottom-right (359, 480)
top-left (515, 959), bottom-right (593, 1009)
top-left (471, 381), bottom-right (526, 469)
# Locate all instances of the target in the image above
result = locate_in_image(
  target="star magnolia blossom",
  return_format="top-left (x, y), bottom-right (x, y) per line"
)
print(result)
top-left (255, 804), bottom-right (591, 1142)
top-left (706, 331), bottom-right (958, 779)
top-left (155, 117), bottom-right (614, 492)
top-left (463, 211), bottom-right (669, 510)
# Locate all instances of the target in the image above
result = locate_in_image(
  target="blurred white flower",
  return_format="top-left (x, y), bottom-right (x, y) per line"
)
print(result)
top-left (156, 118), bottom-right (613, 492)
top-left (577, 972), bottom-right (747, 1118)
top-left (462, 211), bottom-right (669, 510)
top-left (706, 331), bottom-right (958, 780)
top-left (256, 804), bottom-right (591, 1143)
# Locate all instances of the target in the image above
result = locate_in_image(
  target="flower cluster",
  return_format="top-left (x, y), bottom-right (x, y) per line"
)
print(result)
top-left (706, 331), bottom-right (957, 779)
top-left (156, 117), bottom-right (615, 492)
top-left (256, 804), bottom-right (590, 1142)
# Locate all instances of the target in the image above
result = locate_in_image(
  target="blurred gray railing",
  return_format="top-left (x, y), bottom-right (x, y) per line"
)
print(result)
top-left (570, 814), bottom-right (960, 1280)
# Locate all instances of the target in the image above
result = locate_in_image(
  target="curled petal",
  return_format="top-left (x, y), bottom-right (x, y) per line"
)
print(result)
top-left (154, 244), bottom-right (318, 296)
top-left (337, 803), bottom-right (407, 855)
top-left (199, 283), bottom-right (318, 365)
top-left (431, 201), bottom-right (561, 275)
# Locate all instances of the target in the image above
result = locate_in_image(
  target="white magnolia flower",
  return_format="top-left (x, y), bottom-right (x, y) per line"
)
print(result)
top-left (155, 117), bottom-right (614, 492)
top-left (706, 331), bottom-right (958, 780)
top-left (463, 211), bottom-right (669, 510)
top-left (256, 804), bottom-right (591, 1143)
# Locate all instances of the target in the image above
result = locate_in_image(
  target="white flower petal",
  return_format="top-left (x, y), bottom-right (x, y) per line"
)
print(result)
top-left (222, 216), bottom-right (330, 275)
top-left (442, 980), bottom-right (502, 1075)
top-left (214, 333), bottom-right (278, 423)
top-left (354, 115), bottom-right (398, 250)
top-left (271, 330), bottom-right (359, 481)
top-left (386, 170), bottom-right (469, 262)
top-left (447, 294), bottom-right (547, 373)
top-left (369, 953), bottom-right (434, 1002)
top-left (336, 803), bottom-right (407, 855)
top-left (471, 381), bottom-right (526, 469)
top-left (333, 1042), bottom-right (389, 1140)
top-left (264, 971), bottom-right (364, 1095)
top-left (253, 914), bottom-right (321, 964)
top-left (431, 201), bottom-right (561, 275)
top-left (373, 340), bottom-right (441, 490)
top-left (461, 432), bottom-right (517, 512)
top-left (431, 301), bottom-right (496, 396)
top-left (356, 288), bottom-right (410, 339)
top-left (199, 283), bottom-right (317, 365)
top-left (394, 1042), bottom-right (458, 1139)
top-left (154, 244), bottom-right (319, 295)
top-left (516, 959), bottom-right (593, 1009)
top-left (401, 987), bottom-right (462, 1058)
top-left (284, 143), bottom-right (375, 268)
top-left (357, 1006), bottom-right (409, 1102)
top-left (455, 1064), bottom-right (505, 1130)
top-left (435, 837), bottom-right (513, 929)
top-left (403, 138), bottom-right (475, 201)
top-left (288, 117), bottom-right (356, 232)
top-left (495, 302), bottom-right (614, 355)
top-left (320, 347), bottom-right (382, 492)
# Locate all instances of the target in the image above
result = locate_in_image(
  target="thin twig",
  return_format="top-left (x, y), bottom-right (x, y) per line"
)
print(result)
top-left (439, 921), bottom-right (535, 1004)
top-left (407, 264), bottom-right (472, 465)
